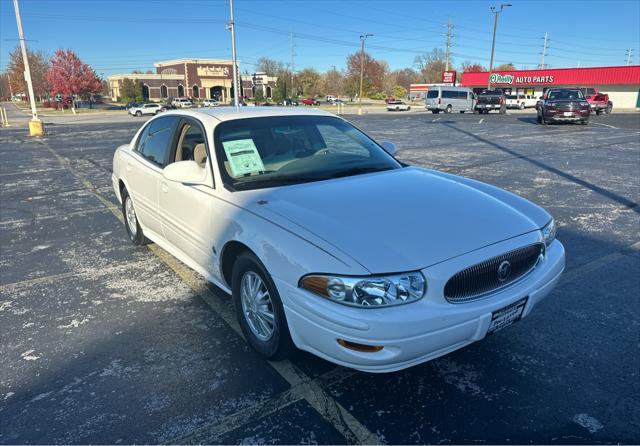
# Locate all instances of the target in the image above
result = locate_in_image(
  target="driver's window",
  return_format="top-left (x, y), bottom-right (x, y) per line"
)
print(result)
top-left (173, 121), bottom-right (207, 167)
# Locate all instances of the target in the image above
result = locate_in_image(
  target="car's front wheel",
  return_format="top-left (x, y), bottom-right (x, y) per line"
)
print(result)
top-left (121, 188), bottom-right (149, 245)
top-left (232, 252), bottom-right (294, 360)
top-left (135, 111), bottom-right (142, 117)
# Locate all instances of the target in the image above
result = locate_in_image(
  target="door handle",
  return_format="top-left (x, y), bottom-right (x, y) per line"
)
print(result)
top-left (161, 182), bottom-right (169, 193)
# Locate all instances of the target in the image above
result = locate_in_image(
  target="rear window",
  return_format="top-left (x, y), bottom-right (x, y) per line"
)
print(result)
top-left (426, 90), bottom-right (439, 99)
top-left (136, 116), bottom-right (177, 167)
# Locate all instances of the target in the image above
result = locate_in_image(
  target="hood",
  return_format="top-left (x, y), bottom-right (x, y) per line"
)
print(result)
top-left (245, 167), bottom-right (542, 273)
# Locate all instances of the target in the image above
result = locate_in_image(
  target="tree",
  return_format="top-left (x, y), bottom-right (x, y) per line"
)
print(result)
top-left (273, 77), bottom-right (288, 103)
top-left (47, 49), bottom-right (102, 111)
top-left (390, 68), bottom-right (420, 89)
top-left (255, 57), bottom-right (285, 77)
top-left (296, 68), bottom-right (323, 97)
top-left (6, 46), bottom-right (50, 101)
top-left (323, 67), bottom-right (344, 97)
top-left (414, 49), bottom-right (447, 83)
top-left (460, 61), bottom-right (487, 72)
top-left (494, 63), bottom-right (516, 71)
top-left (344, 51), bottom-right (386, 99)
top-left (0, 72), bottom-right (10, 100)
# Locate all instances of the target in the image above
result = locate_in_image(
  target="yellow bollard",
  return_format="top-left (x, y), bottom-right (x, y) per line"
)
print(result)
top-left (28, 119), bottom-right (45, 137)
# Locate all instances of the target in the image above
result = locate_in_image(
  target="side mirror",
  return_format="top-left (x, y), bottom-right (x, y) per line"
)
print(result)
top-left (163, 160), bottom-right (207, 184)
top-left (381, 141), bottom-right (397, 156)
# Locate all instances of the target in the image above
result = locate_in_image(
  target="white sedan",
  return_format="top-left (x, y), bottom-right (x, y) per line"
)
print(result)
top-left (112, 107), bottom-right (565, 372)
top-left (128, 103), bottom-right (162, 117)
top-left (386, 100), bottom-right (411, 111)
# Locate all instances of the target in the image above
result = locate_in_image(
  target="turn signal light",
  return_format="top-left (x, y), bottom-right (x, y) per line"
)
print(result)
top-left (337, 339), bottom-right (384, 353)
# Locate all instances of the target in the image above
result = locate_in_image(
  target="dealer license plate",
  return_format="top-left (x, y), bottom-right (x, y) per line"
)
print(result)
top-left (487, 297), bottom-right (527, 335)
top-left (563, 111), bottom-right (573, 117)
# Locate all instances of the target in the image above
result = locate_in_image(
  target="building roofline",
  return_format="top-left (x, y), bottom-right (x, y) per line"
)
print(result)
top-left (154, 58), bottom-right (236, 67)
top-left (107, 73), bottom-right (184, 81)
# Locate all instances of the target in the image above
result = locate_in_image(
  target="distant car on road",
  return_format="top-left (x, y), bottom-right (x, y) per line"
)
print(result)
top-left (203, 99), bottom-right (220, 107)
top-left (301, 98), bottom-right (320, 106)
top-left (386, 100), bottom-right (411, 111)
top-left (537, 88), bottom-right (590, 125)
top-left (128, 103), bottom-right (162, 117)
top-left (475, 89), bottom-right (506, 114)
top-left (505, 94), bottom-right (537, 110)
top-left (172, 98), bottom-right (193, 108)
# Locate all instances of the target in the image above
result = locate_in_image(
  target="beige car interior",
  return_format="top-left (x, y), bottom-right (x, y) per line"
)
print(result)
top-left (174, 123), bottom-right (207, 167)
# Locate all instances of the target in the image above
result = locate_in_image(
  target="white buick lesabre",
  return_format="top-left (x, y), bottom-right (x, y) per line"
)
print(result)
top-left (112, 107), bottom-right (565, 373)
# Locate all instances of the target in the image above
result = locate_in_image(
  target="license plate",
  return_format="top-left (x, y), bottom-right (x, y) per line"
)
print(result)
top-left (563, 111), bottom-right (573, 117)
top-left (487, 297), bottom-right (527, 335)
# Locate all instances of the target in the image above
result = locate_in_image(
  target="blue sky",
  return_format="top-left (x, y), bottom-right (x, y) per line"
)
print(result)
top-left (1, 0), bottom-right (638, 77)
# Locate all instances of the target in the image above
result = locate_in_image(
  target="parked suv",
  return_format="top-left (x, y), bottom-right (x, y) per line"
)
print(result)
top-left (537, 88), bottom-right (590, 125)
top-left (505, 94), bottom-right (537, 110)
top-left (128, 103), bottom-right (162, 117)
top-left (172, 98), bottom-right (193, 108)
top-left (425, 86), bottom-right (475, 113)
top-left (475, 89), bottom-right (506, 114)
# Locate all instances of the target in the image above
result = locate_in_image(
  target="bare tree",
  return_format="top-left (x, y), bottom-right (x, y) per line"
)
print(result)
top-left (255, 57), bottom-right (285, 76)
top-left (414, 49), bottom-right (447, 83)
top-left (7, 46), bottom-right (50, 101)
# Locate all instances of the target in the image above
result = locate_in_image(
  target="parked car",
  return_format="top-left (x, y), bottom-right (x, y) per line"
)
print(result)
top-left (326, 95), bottom-right (337, 103)
top-left (578, 87), bottom-right (613, 115)
top-left (280, 98), bottom-right (299, 106)
top-left (505, 94), bottom-right (537, 110)
top-left (128, 103), bottom-right (162, 117)
top-left (386, 100), bottom-right (411, 111)
top-left (537, 88), bottom-right (590, 125)
top-left (331, 99), bottom-right (346, 106)
top-left (475, 89), bottom-right (506, 114)
top-left (112, 107), bottom-right (565, 373)
top-left (172, 98), bottom-right (193, 108)
top-left (301, 98), bottom-right (320, 106)
top-left (203, 99), bottom-right (220, 107)
top-left (425, 86), bottom-right (475, 114)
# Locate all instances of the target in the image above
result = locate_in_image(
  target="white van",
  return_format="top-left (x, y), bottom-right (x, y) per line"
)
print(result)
top-left (172, 98), bottom-right (193, 108)
top-left (425, 86), bottom-right (475, 113)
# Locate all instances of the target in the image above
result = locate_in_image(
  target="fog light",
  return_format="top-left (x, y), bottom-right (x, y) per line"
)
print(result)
top-left (337, 339), bottom-right (384, 352)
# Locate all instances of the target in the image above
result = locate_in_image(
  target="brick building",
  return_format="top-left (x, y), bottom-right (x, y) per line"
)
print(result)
top-left (107, 58), bottom-right (277, 102)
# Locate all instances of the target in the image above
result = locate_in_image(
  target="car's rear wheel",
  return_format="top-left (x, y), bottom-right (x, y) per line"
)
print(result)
top-left (606, 103), bottom-right (612, 114)
top-left (595, 110), bottom-right (602, 115)
top-left (445, 105), bottom-right (452, 113)
top-left (232, 252), bottom-right (294, 360)
top-left (519, 102), bottom-right (525, 110)
top-left (121, 188), bottom-right (149, 245)
top-left (135, 111), bottom-right (142, 117)
top-left (581, 119), bottom-right (589, 125)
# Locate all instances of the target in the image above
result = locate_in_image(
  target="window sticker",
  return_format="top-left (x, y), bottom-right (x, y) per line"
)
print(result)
top-left (222, 139), bottom-right (265, 177)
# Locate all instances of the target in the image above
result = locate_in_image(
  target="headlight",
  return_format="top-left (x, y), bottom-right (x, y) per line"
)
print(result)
top-left (299, 271), bottom-right (426, 308)
top-left (541, 218), bottom-right (556, 248)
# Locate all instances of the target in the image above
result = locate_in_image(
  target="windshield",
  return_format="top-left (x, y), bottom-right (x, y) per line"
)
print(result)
top-left (214, 115), bottom-right (401, 191)
top-left (426, 90), bottom-right (439, 98)
top-left (548, 90), bottom-right (585, 101)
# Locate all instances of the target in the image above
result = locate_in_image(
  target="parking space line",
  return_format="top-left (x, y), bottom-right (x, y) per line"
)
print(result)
top-left (37, 138), bottom-right (382, 445)
top-left (590, 122), bottom-right (619, 129)
top-left (479, 118), bottom-right (484, 124)
top-left (559, 240), bottom-right (640, 286)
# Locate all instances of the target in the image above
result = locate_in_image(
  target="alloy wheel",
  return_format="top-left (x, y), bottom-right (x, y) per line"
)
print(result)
top-left (125, 196), bottom-right (138, 236)
top-left (240, 271), bottom-right (275, 341)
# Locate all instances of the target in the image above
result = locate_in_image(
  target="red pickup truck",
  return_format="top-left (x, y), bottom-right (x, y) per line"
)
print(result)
top-left (301, 98), bottom-right (320, 106)
top-left (579, 87), bottom-right (613, 115)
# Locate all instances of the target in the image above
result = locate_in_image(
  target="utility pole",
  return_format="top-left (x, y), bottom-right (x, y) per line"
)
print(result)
top-left (358, 33), bottom-right (373, 115)
top-left (227, 0), bottom-right (240, 109)
top-left (625, 48), bottom-right (634, 66)
top-left (445, 17), bottom-right (453, 72)
top-left (12, 0), bottom-right (43, 136)
top-left (539, 32), bottom-right (548, 69)
top-left (290, 31), bottom-right (296, 97)
top-left (487, 3), bottom-right (511, 91)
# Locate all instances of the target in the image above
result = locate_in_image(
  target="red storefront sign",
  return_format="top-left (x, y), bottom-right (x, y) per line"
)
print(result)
top-left (442, 71), bottom-right (457, 84)
top-left (461, 65), bottom-right (640, 87)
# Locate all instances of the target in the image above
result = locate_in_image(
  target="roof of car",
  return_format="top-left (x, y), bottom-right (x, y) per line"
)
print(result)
top-left (162, 106), bottom-right (336, 122)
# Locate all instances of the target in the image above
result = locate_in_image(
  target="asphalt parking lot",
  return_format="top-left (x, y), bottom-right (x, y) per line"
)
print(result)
top-left (1, 111), bottom-right (639, 444)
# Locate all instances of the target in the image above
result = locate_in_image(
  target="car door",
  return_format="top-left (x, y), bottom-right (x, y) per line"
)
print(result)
top-left (158, 117), bottom-right (217, 271)
top-left (125, 116), bottom-right (179, 238)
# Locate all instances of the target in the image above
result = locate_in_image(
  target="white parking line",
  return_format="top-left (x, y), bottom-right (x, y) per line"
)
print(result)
top-left (432, 117), bottom-right (441, 122)
top-left (590, 122), bottom-right (619, 129)
top-left (479, 118), bottom-right (484, 124)
top-left (559, 240), bottom-right (640, 286)
top-left (38, 138), bottom-right (382, 445)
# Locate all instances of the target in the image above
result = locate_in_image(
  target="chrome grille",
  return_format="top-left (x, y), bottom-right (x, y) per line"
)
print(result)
top-left (444, 243), bottom-right (544, 303)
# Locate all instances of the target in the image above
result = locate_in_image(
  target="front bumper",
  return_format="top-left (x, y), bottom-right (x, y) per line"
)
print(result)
top-left (279, 233), bottom-right (565, 373)
top-left (545, 109), bottom-right (589, 121)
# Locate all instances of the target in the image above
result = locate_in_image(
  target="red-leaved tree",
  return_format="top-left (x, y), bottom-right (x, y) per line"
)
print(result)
top-left (47, 49), bottom-right (102, 112)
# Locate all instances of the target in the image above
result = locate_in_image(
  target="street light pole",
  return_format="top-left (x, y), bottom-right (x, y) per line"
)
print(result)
top-left (12, 0), bottom-right (44, 136)
top-left (487, 3), bottom-right (511, 91)
top-left (228, 0), bottom-right (240, 110)
top-left (358, 33), bottom-right (372, 115)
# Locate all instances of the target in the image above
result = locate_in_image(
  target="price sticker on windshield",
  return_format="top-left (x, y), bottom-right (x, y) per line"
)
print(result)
top-left (222, 139), bottom-right (265, 177)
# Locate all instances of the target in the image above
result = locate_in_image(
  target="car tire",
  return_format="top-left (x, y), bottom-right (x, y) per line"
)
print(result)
top-left (445, 105), bottom-right (452, 114)
top-left (581, 119), bottom-right (589, 125)
top-left (606, 103), bottom-right (612, 114)
top-left (519, 102), bottom-right (525, 110)
top-left (595, 110), bottom-right (602, 115)
top-left (407, 106), bottom-right (411, 110)
top-left (135, 111), bottom-right (142, 117)
top-left (432, 110), bottom-right (440, 114)
top-left (121, 188), bottom-right (149, 246)
top-left (232, 252), bottom-right (295, 361)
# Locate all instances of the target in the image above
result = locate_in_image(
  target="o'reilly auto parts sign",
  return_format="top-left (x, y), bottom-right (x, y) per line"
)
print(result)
top-left (490, 73), bottom-right (555, 84)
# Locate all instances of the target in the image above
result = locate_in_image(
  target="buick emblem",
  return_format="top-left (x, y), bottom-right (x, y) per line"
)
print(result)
top-left (497, 260), bottom-right (512, 282)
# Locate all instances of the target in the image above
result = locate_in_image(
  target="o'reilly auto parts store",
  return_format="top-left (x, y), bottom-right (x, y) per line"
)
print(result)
top-left (461, 65), bottom-right (640, 109)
